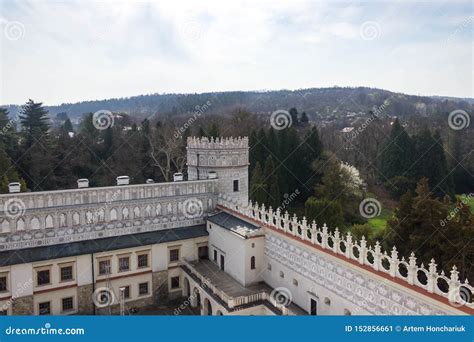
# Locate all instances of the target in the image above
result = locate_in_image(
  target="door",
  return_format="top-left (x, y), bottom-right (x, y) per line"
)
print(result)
top-left (310, 298), bottom-right (317, 315)
top-left (220, 255), bottom-right (225, 271)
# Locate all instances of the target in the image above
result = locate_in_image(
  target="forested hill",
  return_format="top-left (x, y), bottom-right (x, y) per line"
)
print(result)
top-left (4, 87), bottom-right (473, 121)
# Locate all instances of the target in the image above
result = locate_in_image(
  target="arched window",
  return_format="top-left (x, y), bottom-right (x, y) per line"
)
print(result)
top-left (59, 213), bottom-right (67, 227)
top-left (250, 256), bottom-right (256, 270)
top-left (145, 205), bottom-right (151, 218)
top-left (97, 209), bottom-right (105, 222)
top-left (31, 217), bottom-right (40, 230)
top-left (72, 212), bottom-right (80, 225)
top-left (110, 208), bottom-right (118, 221)
top-left (85, 211), bottom-right (93, 224)
top-left (344, 309), bottom-right (351, 316)
top-left (133, 207), bottom-right (140, 219)
top-left (45, 215), bottom-right (53, 228)
top-left (122, 208), bottom-right (129, 219)
top-left (1, 220), bottom-right (10, 233)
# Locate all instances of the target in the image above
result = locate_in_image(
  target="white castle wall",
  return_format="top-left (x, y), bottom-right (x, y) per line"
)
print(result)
top-left (0, 180), bottom-right (217, 251)
top-left (217, 194), bottom-right (473, 315)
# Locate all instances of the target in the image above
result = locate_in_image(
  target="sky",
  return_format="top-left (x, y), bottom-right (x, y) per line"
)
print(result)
top-left (0, 0), bottom-right (473, 105)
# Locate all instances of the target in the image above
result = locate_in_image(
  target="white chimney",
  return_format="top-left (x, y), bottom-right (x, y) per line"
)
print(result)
top-left (116, 176), bottom-right (130, 186)
top-left (77, 179), bottom-right (89, 188)
top-left (8, 182), bottom-right (20, 193)
top-left (173, 173), bottom-right (184, 182)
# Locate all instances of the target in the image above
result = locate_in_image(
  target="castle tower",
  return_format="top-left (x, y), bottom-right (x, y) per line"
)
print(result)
top-left (187, 137), bottom-right (249, 205)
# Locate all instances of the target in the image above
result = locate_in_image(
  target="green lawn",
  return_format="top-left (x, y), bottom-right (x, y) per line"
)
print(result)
top-left (367, 208), bottom-right (392, 232)
top-left (456, 194), bottom-right (474, 214)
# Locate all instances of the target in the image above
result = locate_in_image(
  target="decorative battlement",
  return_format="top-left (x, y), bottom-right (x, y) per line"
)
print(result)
top-left (187, 137), bottom-right (248, 149)
top-left (217, 194), bottom-right (474, 313)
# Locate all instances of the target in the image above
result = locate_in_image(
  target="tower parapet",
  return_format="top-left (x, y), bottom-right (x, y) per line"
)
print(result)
top-left (187, 136), bottom-right (248, 149)
top-left (187, 136), bottom-right (249, 205)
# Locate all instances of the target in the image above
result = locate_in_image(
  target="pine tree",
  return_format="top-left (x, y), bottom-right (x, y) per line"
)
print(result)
top-left (19, 99), bottom-right (50, 145)
top-left (208, 123), bottom-right (220, 138)
top-left (289, 107), bottom-right (298, 126)
top-left (263, 156), bottom-right (280, 208)
top-left (250, 162), bottom-right (266, 204)
top-left (380, 118), bottom-right (413, 180)
top-left (300, 112), bottom-right (309, 124)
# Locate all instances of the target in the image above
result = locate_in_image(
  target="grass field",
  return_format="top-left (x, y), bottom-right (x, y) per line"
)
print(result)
top-left (367, 208), bottom-right (393, 232)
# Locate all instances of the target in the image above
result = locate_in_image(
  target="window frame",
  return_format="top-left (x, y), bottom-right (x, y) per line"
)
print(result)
top-left (61, 297), bottom-right (74, 312)
top-left (138, 282), bottom-right (149, 296)
top-left (118, 256), bottom-right (130, 273)
top-left (38, 301), bottom-right (51, 315)
top-left (36, 269), bottom-right (51, 286)
top-left (98, 258), bottom-right (112, 276)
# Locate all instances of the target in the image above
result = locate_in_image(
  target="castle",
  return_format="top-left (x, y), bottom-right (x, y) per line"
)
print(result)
top-left (0, 137), bottom-right (472, 316)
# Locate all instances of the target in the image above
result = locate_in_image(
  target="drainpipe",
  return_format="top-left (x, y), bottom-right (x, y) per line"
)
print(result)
top-left (91, 252), bottom-right (96, 315)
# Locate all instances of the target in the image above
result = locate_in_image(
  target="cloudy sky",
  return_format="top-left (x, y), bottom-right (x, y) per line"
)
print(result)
top-left (1, 0), bottom-right (472, 105)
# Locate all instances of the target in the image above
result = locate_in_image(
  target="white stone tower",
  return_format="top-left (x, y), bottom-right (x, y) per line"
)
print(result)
top-left (187, 137), bottom-right (249, 205)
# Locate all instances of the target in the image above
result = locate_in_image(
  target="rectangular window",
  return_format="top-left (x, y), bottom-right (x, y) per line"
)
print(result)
top-left (60, 266), bottom-right (73, 282)
top-left (170, 276), bottom-right (180, 289)
top-left (139, 282), bottom-right (149, 295)
top-left (62, 297), bottom-right (74, 312)
top-left (39, 302), bottom-right (51, 315)
top-left (118, 257), bottom-right (130, 272)
top-left (137, 254), bottom-right (148, 268)
top-left (169, 249), bottom-right (179, 262)
top-left (0, 276), bottom-right (7, 292)
top-left (98, 260), bottom-right (111, 275)
top-left (233, 180), bottom-right (239, 192)
top-left (213, 250), bottom-right (217, 262)
top-left (37, 270), bottom-right (50, 286)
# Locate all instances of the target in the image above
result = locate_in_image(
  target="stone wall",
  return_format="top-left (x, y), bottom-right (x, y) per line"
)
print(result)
top-left (11, 295), bottom-right (34, 315)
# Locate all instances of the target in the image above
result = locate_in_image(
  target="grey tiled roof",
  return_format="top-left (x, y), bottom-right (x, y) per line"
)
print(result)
top-left (207, 211), bottom-right (260, 237)
top-left (0, 225), bottom-right (208, 267)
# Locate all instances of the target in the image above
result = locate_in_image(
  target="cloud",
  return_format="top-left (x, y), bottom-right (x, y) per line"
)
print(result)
top-left (0, 0), bottom-right (472, 105)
